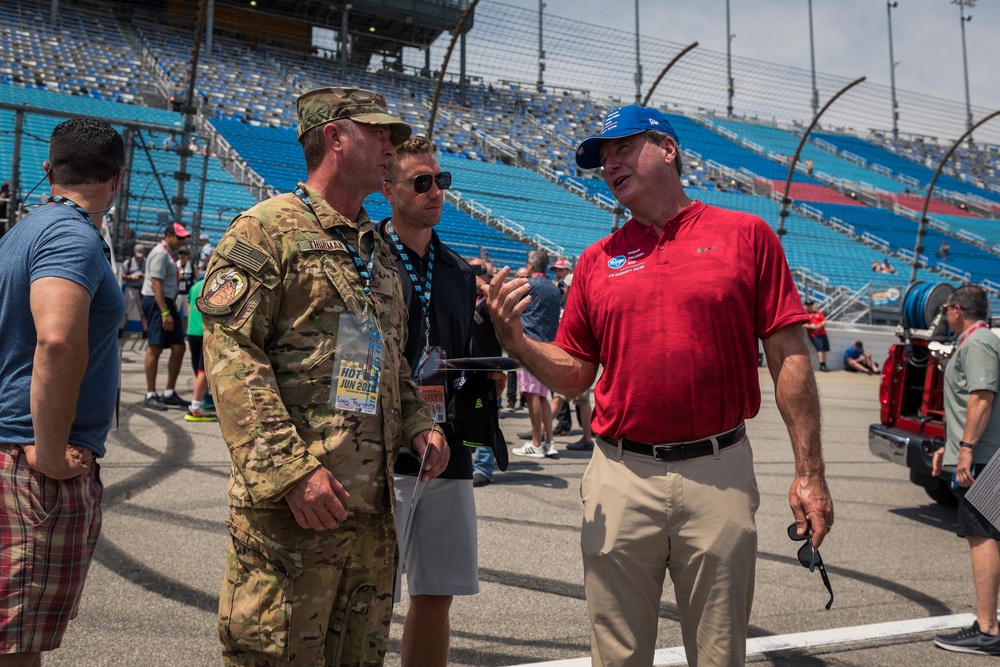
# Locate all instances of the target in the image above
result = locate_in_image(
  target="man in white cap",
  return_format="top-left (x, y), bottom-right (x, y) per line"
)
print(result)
top-left (198, 232), bottom-right (214, 271)
top-left (120, 242), bottom-right (147, 336)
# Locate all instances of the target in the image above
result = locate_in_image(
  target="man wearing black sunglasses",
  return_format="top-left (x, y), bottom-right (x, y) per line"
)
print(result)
top-left (380, 136), bottom-right (504, 667)
top-left (930, 286), bottom-right (1000, 655)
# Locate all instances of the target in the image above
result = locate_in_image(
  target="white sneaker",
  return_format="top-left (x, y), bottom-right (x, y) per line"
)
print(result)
top-left (542, 442), bottom-right (559, 458)
top-left (513, 443), bottom-right (545, 458)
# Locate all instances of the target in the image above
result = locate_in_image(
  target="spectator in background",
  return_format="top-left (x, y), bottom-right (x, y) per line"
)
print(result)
top-left (198, 232), bottom-right (214, 271)
top-left (0, 180), bottom-right (10, 234)
top-left (872, 259), bottom-right (881, 273)
top-left (511, 250), bottom-right (562, 459)
top-left (183, 274), bottom-right (216, 422)
top-left (162, 133), bottom-right (179, 152)
top-left (553, 257), bottom-right (573, 305)
top-left (551, 258), bottom-right (576, 436)
top-left (505, 266), bottom-right (532, 411)
top-left (0, 117), bottom-right (126, 664)
top-left (120, 242), bottom-right (147, 337)
top-left (140, 223), bottom-right (190, 411)
top-left (881, 258), bottom-right (896, 274)
top-left (175, 247), bottom-right (195, 321)
top-left (844, 340), bottom-right (879, 374)
top-left (469, 257), bottom-right (505, 487)
top-left (938, 239), bottom-right (951, 260)
top-left (804, 301), bottom-right (831, 372)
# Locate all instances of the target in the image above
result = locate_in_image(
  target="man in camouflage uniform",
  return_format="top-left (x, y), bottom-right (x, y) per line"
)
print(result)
top-left (201, 87), bottom-right (449, 667)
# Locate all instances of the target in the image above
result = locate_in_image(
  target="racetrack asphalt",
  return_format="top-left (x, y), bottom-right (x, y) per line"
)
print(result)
top-left (43, 341), bottom-right (986, 666)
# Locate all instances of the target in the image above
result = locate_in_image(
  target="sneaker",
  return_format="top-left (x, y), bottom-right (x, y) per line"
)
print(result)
top-left (512, 443), bottom-right (545, 459)
top-left (142, 395), bottom-right (167, 411)
top-left (553, 424), bottom-right (571, 437)
top-left (161, 392), bottom-right (188, 408)
top-left (542, 442), bottom-right (559, 458)
top-left (202, 394), bottom-right (215, 411)
top-left (567, 437), bottom-right (594, 451)
top-left (516, 430), bottom-right (534, 440)
top-left (184, 408), bottom-right (218, 422)
top-left (933, 622), bottom-right (1000, 655)
top-left (472, 472), bottom-right (492, 487)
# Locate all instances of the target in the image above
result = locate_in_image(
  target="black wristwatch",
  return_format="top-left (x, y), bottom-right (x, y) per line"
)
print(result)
top-left (960, 441), bottom-right (976, 450)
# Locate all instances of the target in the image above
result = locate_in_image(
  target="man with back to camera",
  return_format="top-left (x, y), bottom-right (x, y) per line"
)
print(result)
top-left (200, 87), bottom-right (448, 666)
top-left (483, 104), bottom-right (834, 667)
top-left (140, 222), bottom-right (191, 411)
top-left (931, 286), bottom-right (1000, 655)
top-left (0, 118), bottom-right (126, 666)
top-left (378, 135), bottom-right (505, 666)
top-left (511, 250), bottom-right (562, 459)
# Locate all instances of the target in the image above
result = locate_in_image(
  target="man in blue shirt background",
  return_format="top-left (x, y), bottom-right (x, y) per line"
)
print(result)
top-left (844, 340), bottom-right (879, 374)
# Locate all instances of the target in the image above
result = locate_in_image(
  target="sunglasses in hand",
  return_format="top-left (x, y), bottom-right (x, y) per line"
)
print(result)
top-left (385, 171), bottom-right (452, 194)
top-left (787, 522), bottom-right (834, 610)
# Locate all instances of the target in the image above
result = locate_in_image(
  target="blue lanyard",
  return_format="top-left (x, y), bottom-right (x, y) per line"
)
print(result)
top-left (293, 187), bottom-right (375, 308)
top-left (385, 219), bottom-right (435, 347)
top-left (48, 196), bottom-right (112, 266)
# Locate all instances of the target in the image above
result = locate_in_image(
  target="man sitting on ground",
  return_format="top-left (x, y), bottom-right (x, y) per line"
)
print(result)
top-left (844, 341), bottom-right (879, 374)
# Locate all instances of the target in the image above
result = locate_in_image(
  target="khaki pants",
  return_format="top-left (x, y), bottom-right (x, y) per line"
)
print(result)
top-left (581, 436), bottom-right (759, 667)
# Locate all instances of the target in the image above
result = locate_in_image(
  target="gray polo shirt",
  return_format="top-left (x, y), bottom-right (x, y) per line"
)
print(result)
top-left (943, 324), bottom-right (1000, 466)
top-left (141, 241), bottom-right (179, 299)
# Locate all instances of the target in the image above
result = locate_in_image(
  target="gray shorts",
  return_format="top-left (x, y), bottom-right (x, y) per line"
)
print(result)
top-left (393, 475), bottom-right (479, 598)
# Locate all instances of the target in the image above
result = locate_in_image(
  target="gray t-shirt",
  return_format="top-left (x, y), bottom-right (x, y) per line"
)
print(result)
top-left (943, 325), bottom-right (1000, 466)
top-left (141, 241), bottom-right (179, 299)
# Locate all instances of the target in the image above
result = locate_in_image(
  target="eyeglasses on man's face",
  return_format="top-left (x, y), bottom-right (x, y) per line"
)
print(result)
top-left (940, 303), bottom-right (959, 314)
top-left (385, 171), bottom-right (452, 194)
top-left (787, 523), bottom-right (834, 610)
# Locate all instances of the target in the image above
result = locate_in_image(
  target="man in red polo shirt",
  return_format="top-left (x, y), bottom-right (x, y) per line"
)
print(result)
top-left (483, 105), bottom-right (833, 667)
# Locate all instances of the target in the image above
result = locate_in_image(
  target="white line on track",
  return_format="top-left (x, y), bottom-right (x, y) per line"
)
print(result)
top-left (512, 612), bottom-right (976, 667)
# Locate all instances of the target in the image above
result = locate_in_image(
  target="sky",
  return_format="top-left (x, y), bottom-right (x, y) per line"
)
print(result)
top-left (500, 0), bottom-right (1000, 117)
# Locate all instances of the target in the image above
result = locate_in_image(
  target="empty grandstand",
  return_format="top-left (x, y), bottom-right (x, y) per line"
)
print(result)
top-left (1, 0), bottom-right (997, 319)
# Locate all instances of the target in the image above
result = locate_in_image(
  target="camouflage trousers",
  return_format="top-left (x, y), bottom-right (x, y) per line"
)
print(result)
top-left (219, 506), bottom-right (396, 666)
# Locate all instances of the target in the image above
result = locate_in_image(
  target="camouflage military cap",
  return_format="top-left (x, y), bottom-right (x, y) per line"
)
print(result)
top-left (296, 87), bottom-right (412, 147)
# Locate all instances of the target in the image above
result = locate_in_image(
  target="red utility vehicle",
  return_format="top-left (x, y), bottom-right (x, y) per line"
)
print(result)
top-left (868, 283), bottom-right (1000, 507)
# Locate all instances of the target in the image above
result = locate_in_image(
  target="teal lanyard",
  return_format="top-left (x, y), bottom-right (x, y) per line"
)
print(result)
top-left (385, 219), bottom-right (435, 348)
top-left (293, 187), bottom-right (374, 303)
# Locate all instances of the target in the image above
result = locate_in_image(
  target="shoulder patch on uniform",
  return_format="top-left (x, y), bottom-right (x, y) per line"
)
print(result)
top-left (197, 266), bottom-right (251, 316)
top-left (225, 239), bottom-right (270, 273)
top-left (298, 239), bottom-right (348, 253)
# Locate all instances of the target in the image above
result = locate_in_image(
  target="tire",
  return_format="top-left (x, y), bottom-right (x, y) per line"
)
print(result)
top-left (924, 478), bottom-right (959, 508)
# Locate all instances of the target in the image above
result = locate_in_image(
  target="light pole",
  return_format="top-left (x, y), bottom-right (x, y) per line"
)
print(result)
top-left (953, 0), bottom-right (975, 141)
top-left (808, 0), bottom-right (819, 118)
top-left (726, 0), bottom-right (734, 118)
top-left (887, 1), bottom-right (900, 138)
top-left (537, 0), bottom-right (545, 91)
top-left (634, 0), bottom-right (642, 104)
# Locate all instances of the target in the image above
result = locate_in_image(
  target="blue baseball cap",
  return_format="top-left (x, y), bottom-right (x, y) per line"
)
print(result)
top-left (575, 105), bottom-right (680, 170)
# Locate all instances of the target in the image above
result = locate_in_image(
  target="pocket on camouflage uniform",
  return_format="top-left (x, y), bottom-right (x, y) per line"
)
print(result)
top-left (219, 513), bottom-right (304, 660)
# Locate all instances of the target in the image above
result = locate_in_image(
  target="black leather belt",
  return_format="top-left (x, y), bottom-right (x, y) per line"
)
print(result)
top-left (598, 424), bottom-right (747, 462)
